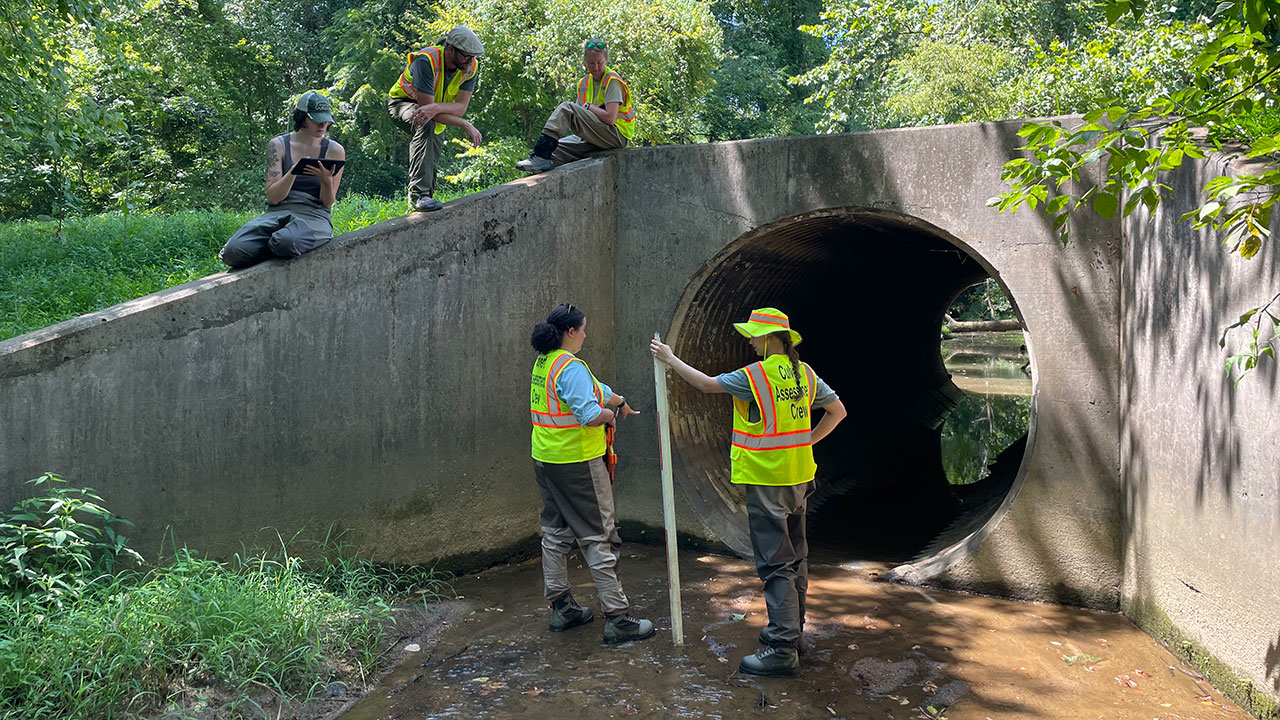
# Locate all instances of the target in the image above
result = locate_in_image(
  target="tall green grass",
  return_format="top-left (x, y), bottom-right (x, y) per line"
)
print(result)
top-left (0, 194), bottom-right (404, 342)
top-left (0, 474), bottom-right (450, 719)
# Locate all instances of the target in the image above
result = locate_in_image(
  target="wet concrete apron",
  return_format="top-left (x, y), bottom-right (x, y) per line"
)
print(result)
top-left (341, 546), bottom-right (1242, 720)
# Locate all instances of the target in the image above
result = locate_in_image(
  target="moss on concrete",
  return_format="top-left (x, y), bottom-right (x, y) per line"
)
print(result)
top-left (1124, 596), bottom-right (1279, 720)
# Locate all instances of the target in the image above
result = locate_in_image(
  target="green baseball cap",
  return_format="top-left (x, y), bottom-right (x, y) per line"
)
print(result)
top-left (445, 26), bottom-right (485, 56)
top-left (732, 307), bottom-right (803, 346)
top-left (296, 91), bottom-right (334, 124)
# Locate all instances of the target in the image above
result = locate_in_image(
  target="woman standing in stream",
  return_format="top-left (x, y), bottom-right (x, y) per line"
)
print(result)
top-left (529, 303), bottom-right (655, 644)
top-left (650, 307), bottom-right (847, 676)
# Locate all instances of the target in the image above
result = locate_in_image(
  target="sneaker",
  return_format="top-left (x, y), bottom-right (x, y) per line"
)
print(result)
top-left (738, 646), bottom-right (799, 677)
top-left (413, 196), bottom-right (443, 212)
top-left (602, 613), bottom-right (656, 644)
top-left (548, 594), bottom-right (594, 632)
top-left (516, 155), bottom-right (555, 173)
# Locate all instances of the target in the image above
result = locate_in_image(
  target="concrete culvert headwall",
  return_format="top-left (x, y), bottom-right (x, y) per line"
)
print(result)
top-left (660, 207), bottom-right (1026, 564)
top-left (5, 118), bottom-right (1278, 713)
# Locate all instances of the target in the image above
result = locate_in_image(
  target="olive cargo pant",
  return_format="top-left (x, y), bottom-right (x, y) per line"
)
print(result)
top-left (388, 97), bottom-right (446, 206)
top-left (542, 102), bottom-right (628, 166)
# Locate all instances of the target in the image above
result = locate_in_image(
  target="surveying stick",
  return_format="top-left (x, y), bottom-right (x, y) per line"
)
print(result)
top-left (652, 332), bottom-right (684, 646)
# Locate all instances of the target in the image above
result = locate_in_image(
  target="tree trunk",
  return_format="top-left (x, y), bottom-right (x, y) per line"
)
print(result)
top-left (943, 317), bottom-right (1022, 333)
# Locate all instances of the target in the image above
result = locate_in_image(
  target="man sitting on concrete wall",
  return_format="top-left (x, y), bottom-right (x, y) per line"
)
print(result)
top-left (516, 40), bottom-right (635, 173)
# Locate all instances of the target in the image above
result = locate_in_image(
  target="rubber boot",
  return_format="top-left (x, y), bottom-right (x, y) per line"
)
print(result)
top-left (603, 613), bottom-right (656, 644)
top-left (548, 594), bottom-right (594, 632)
top-left (739, 646), bottom-right (800, 678)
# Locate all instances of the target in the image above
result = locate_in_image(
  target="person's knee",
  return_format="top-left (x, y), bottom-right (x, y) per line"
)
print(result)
top-left (268, 231), bottom-right (303, 259)
top-left (219, 241), bottom-right (262, 269)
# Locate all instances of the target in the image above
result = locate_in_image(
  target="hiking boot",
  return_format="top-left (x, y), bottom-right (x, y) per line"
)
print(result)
top-left (413, 196), bottom-right (443, 212)
top-left (738, 646), bottom-right (800, 677)
top-left (760, 629), bottom-right (806, 656)
top-left (603, 613), bottom-right (656, 644)
top-left (548, 594), bottom-right (594, 632)
top-left (516, 154), bottom-right (555, 173)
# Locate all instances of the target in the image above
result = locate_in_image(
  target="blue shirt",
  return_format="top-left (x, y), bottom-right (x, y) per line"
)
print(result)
top-left (556, 361), bottom-right (613, 425)
top-left (715, 364), bottom-right (838, 421)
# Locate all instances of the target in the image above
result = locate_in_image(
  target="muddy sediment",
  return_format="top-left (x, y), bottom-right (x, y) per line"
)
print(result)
top-left (340, 546), bottom-right (1242, 720)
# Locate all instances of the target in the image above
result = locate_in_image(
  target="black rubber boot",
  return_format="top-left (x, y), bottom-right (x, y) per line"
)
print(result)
top-left (603, 613), bottom-right (656, 644)
top-left (548, 594), bottom-right (594, 632)
top-left (739, 646), bottom-right (800, 677)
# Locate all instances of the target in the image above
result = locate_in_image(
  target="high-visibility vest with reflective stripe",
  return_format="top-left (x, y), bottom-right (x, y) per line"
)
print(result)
top-left (730, 354), bottom-right (818, 486)
top-left (577, 68), bottom-right (635, 140)
top-left (389, 46), bottom-right (478, 134)
top-left (531, 349), bottom-right (607, 463)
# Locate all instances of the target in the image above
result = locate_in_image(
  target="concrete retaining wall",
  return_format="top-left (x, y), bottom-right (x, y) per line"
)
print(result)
top-left (1121, 157), bottom-right (1280, 702)
top-left (1, 161), bottom-right (618, 565)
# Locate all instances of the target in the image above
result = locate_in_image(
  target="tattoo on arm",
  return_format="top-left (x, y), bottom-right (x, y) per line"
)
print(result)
top-left (267, 140), bottom-right (281, 180)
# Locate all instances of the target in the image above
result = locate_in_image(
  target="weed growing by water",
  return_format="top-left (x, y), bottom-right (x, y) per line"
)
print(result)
top-left (0, 475), bottom-right (450, 719)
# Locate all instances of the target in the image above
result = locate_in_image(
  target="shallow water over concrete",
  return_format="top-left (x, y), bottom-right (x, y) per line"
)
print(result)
top-left (342, 546), bottom-right (1242, 720)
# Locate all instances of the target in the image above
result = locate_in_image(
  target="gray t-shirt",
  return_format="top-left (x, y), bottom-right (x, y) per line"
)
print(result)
top-left (410, 55), bottom-right (479, 97)
top-left (584, 75), bottom-right (624, 107)
top-left (716, 363), bottom-right (838, 423)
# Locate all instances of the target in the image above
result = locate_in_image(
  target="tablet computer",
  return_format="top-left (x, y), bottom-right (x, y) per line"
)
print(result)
top-left (289, 157), bottom-right (346, 175)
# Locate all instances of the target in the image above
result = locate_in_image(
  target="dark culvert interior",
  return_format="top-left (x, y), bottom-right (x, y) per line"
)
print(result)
top-left (667, 208), bottom-right (1030, 565)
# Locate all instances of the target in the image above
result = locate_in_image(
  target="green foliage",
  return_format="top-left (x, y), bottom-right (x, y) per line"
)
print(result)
top-left (0, 478), bottom-right (450, 720)
top-left (794, 0), bottom-right (1216, 132)
top-left (0, 474), bottom-right (143, 610)
top-left (948, 279), bottom-right (1015, 322)
top-left (0, 194), bottom-right (403, 341)
top-left (988, 0), bottom-right (1280, 383)
top-left (426, 0), bottom-right (723, 145)
top-left (0, 210), bottom-right (248, 340)
top-left (940, 393), bottom-right (1029, 485)
top-left (885, 40), bottom-right (1018, 125)
top-left (793, 0), bottom-right (933, 131)
top-left (702, 0), bottom-right (828, 139)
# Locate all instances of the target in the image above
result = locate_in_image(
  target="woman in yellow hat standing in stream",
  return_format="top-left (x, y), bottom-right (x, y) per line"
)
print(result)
top-left (650, 308), bottom-right (847, 677)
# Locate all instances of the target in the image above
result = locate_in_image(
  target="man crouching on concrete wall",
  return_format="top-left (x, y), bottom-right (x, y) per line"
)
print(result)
top-left (516, 40), bottom-right (635, 173)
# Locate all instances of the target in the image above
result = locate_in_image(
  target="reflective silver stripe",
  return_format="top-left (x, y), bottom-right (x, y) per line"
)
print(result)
top-left (749, 311), bottom-right (789, 328)
top-left (546, 354), bottom-right (575, 414)
top-left (731, 431), bottom-right (812, 449)
top-left (531, 411), bottom-right (581, 428)
top-left (804, 364), bottom-right (816, 408)
top-left (745, 362), bottom-right (776, 434)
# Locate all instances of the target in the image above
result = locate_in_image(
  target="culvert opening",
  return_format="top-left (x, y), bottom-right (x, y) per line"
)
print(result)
top-left (666, 208), bottom-right (1032, 566)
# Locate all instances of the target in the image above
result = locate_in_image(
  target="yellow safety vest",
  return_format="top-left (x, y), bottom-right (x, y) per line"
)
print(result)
top-left (730, 354), bottom-right (819, 486)
top-left (531, 349), bottom-right (607, 463)
top-left (577, 68), bottom-right (635, 141)
top-left (388, 46), bottom-right (479, 134)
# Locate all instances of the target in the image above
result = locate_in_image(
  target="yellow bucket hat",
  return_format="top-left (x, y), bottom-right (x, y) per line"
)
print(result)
top-left (732, 307), bottom-right (802, 346)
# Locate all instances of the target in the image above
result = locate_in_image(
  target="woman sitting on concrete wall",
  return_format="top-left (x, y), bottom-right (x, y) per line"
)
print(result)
top-left (219, 91), bottom-right (346, 269)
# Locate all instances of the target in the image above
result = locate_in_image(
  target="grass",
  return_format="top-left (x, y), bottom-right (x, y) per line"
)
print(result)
top-left (0, 475), bottom-right (451, 720)
top-left (0, 194), bottom-right (405, 342)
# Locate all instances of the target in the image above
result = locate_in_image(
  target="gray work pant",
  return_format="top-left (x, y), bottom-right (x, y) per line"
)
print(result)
top-left (387, 97), bottom-right (445, 205)
top-left (746, 481), bottom-right (814, 648)
top-left (542, 102), bottom-right (628, 166)
top-left (534, 457), bottom-right (630, 615)
top-left (219, 191), bottom-right (332, 269)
